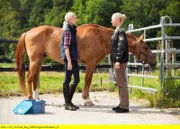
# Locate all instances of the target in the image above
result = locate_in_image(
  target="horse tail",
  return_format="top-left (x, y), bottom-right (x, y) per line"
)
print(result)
top-left (15, 32), bottom-right (27, 96)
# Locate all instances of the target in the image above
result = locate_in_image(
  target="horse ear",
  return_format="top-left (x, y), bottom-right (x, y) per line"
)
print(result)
top-left (139, 34), bottom-right (144, 41)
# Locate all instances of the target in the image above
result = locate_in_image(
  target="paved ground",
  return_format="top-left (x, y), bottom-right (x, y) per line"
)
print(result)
top-left (0, 92), bottom-right (179, 124)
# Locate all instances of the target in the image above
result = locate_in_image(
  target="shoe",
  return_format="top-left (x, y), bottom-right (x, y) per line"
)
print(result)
top-left (65, 104), bottom-right (77, 111)
top-left (112, 105), bottom-right (120, 111)
top-left (64, 103), bottom-right (80, 109)
top-left (115, 107), bottom-right (129, 113)
top-left (71, 103), bottom-right (80, 109)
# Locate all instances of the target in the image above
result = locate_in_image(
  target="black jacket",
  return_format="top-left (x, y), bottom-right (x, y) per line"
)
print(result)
top-left (110, 26), bottom-right (129, 63)
top-left (60, 23), bottom-right (78, 61)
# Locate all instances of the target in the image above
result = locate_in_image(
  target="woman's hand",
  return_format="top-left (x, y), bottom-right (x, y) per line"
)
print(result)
top-left (65, 48), bottom-right (72, 70)
top-left (67, 61), bottom-right (72, 70)
top-left (115, 62), bottom-right (120, 70)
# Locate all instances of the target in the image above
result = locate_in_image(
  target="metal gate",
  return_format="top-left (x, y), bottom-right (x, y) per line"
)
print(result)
top-left (127, 16), bottom-right (180, 92)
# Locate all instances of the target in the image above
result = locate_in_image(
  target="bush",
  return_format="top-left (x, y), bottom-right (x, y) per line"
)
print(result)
top-left (156, 72), bottom-right (180, 108)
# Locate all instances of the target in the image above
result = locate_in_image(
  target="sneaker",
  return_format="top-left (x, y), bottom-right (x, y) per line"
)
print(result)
top-left (112, 105), bottom-right (120, 111)
top-left (115, 107), bottom-right (129, 113)
top-left (65, 104), bottom-right (77, 111)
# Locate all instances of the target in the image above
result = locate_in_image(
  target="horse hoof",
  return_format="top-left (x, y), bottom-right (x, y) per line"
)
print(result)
top-left (35, 98), bottom-right (41, 102)
top-left (84, 101), bottom-right (94, 106)
top-left (28, 96), bottom-right (33, 100)
top-left (84, 96), bottom-right (95, 106)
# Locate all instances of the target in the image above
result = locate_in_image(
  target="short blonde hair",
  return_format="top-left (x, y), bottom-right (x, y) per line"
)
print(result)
top-left (111, 13), bottom-right (126, 25)
top-left (63, 12), bottom-right (76, 30)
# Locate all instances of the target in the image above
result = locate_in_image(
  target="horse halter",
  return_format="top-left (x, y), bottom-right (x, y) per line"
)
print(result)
top-left (136, 40), bottom-right (152, 64)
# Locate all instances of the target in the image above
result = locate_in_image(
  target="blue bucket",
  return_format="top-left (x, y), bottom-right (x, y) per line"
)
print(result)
top-left (13, 100), bottom-right (46, 115)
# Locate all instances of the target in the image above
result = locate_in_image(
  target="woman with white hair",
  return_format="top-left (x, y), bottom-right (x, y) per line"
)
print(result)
top-left (60, 12), bottom-right (80, 111)
top-left (110, 13), bottom-right (129, 113)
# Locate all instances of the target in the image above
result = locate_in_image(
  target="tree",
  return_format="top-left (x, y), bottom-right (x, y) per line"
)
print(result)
top-left (121, 0), bottom-right (167, 28)
top-left (0, 0), bottom-right (22, 39)
top-left (72, 0), bottom-right (122, 27)
top-left (0, 0), bottom-right (179, 62)
top-left (159, 0), bottom-right (180, 48)
top-left (44, 0), bottom-right (74, 27)
top-left (28, 0), bottom-right (52, 27)
top-left (121, 0), bottom-right (170, 48)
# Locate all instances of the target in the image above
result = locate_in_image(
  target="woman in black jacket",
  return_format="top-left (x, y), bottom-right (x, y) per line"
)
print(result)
top-left (110, 13), bottom-right (129, 113)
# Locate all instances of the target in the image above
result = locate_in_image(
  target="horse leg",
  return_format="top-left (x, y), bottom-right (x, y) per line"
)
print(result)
top-left (27, 70), bottom-right (35, 99)
top-left (33, 58), bottom-right (44, 101)
top-left (27, 70), bottom-right (32, 99)
top-left (27, 60), bottom-right (39, 99)
top-left (82, 62), bottom-right (96, 106)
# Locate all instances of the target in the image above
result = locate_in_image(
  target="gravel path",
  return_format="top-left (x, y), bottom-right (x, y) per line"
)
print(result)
top-left (0, 92), bottom-right (179, 124)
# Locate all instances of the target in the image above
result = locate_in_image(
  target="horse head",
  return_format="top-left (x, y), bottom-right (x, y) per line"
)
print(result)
top-left (135, 34), bottom-right (157, 67)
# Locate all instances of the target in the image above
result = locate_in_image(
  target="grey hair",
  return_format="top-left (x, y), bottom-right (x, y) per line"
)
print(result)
top-left (63, 12), bottom-right (76, 30)
top-left (111, 13), bottom-right (126, 25)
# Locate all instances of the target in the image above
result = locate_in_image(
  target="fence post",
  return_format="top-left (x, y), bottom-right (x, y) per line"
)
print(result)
top-left (128, 24), bottom-right (134, 90)
top-left (134, 56), bottom-right (137, 74)
top-left (160, 17), bottom-right (166, 89)
top-left (108, 54), bottom-right (114, 81)
top-left (141, 29), bottom-right (146, 87)
top-left (141, 63), bottom-right (145, 87)
top-left (165, 40), bottom-right (171, 76)
top-left (172, 50), bottom-right (175, 76)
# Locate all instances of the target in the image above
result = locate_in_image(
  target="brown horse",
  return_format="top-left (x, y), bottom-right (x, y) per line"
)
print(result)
top-left (16, 24), bottom-right (156, 105)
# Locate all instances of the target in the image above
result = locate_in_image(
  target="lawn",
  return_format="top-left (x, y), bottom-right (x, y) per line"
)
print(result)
top-left (0, 72), bottom-right (115, 97)
top-left (0, 70), bottom-right (160, 97)
top-left (0, 63), bottom-right (15, 67)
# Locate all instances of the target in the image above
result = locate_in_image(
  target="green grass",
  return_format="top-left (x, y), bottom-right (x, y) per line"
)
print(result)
top-left (129, 70), bottom-right (160, 87)
top-left (0, 72), bottom-right (115, 97)
top-left (129, 77), bottom-right (160, 89)
top-left (0, 72), bottom-right (20, 96)
top-left (0, 63), bottom-right (15, 67)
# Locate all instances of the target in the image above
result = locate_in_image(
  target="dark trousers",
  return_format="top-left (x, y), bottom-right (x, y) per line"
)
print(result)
top-left (63, 59), bottom-right (80, 104)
